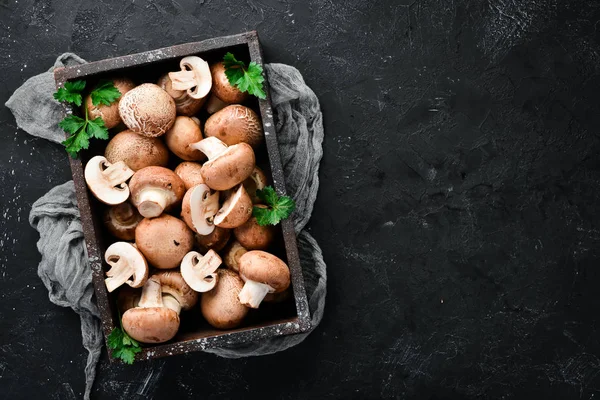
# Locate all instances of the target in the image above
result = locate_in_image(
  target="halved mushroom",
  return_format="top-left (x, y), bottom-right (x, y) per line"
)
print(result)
top-left (233, 207), bottom-right (275, 250)
top-left (223, 240), bottom-right (247, 272)
top-left (164, 116), bottom-right (205, 161)
top-left (135, 214), bottom-right (194, 270)
top-left (104, 242), bottom-right (148, 293)
top-left (122, 278), bottom-right (180, 344)
top-left (201, 269), bottom-right (248, 329)
top-left (180, 250), bottom-right (222, 292)
top-left (152, 270), bottom-right (198, 311)
top-left (157, 74), bottom-right (205, 116)
top-left (238, 250), bottom-right (291, 309)
top-left (204, 105), bottom-right (263, 149)
top-left (214, 184), bottom-right (253, 229)
top-left (195, 226), bottom-right (231, 253)
top-left (84, 156), bottom-right (134, 205)
top-left (191, 137), bottom-right (255, 191)
top-left (129, 166), bottom-right (186, 218)
top-left (104, 130), bottom-right (169, 171)
top-left (180, 184), bottom-right (220, 235)
top-left (85, 78), bottom-right (136, 129)
top-left (174, 161), bottom-right (205, 190)
top-left (103, 202), bottom-right (143, 241)
top-left (205, 62), bottom-right (248, 114)
top-left (119, 83), bottom-right (176, 137)
top-left (243, 166), bottom-right (268, 203)
top-left (168, 56), bottom-right (212, 100)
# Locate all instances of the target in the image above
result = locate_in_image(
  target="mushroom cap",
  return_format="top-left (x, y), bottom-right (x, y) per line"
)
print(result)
top-left (103, 202), bottom-right (143, 241)
top-left (239, 250), bottom-right (290, 293)
top-left (200, 269), bottom-right (248, 329)
top-left (104, 129), bottom-right (169, 171)
top-left (180, 184), bottom-right (220, 235)
top-left (223, 240), bottom-right (247, 272)
top-left (119, 83), bottom-right (176, 137)
top-left (195, 226), bottom-right (231, 253)
top-left (243, 166), bottom-right (268, 203)
top-left (164, 116), bottom-right (205, 161)
top-left (233, 208), bottom-right (275, 250)
top-left (135, 215), bottom-right (194, 269)
top-left (157, 74), bottom-right (205, 116)
top-left (129, 166), bottom-right (186, 217)
top-left (151, 270), bottom-right (198, 310)
top-left (204, 105), bottom-right (263, 149)
top-left (210, 62), bottom-right (248, 104)
top-left (174, 161), bottom-right (205, 190)
top-left (84, 156), bottom-right (133, 205)
top-left (85, 78), bottom-right (136, 129)
top-left (104, 241), bottom-right (149, 292)
top-left (214, 184), bottom-right (253, 229)
top-left (122, 306), bottom-right (180, 344)
top-left (201, 143), bottom-right (255, 191)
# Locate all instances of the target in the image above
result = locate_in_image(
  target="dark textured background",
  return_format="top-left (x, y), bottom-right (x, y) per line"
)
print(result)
top-left (2, 0), bottom-right (600, 399)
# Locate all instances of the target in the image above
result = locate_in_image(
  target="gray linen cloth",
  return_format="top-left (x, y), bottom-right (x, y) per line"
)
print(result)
top-left (8, 53), bottom-right (326, 399)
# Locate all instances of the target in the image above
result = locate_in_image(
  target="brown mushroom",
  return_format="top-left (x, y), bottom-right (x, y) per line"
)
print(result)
top-left (135, 214), bottom-right (194, 269)
top-left (223, 240), bottom-right (247, 272)
top-left (201, 269), bottom-right (248, 329)
top-left (191, 137), bottom-right (255, 191)
top-left (205, 62), bottom-right (248, 114)
top-left (238, 250), bottom-right (290, 308)
top-left (85, 78), bottom-right (136, 129)
top-left (243, 167), bottom-right (268, 203)
top-left (214, 184), bottom-right (253, 229)
top-left (195, 226), bottom-right (231, 253)
top-left (103, 202), bottom-right (143, 241)
top-left (180, 184), bottom-right (220, 235)
top-left (164, 116), bottom-right (205, 161)
top-left (129, 166), bottom-right (186, 218)
top-left (104, 242), bottom-right (149, 293)
top-left (233, 207), bottom-right (275, 250)
top-left (119, 83), bottom-right (176, 137)
top-left (122, 278), bottom-right (180, 344)
top-left (84, 156), bottom-right (134, 205)
top-left (204, 105), bottom-right (263, 149)
top-left (174, 161), bottom-right (205, 190)
top-left (180, 250), bottom-right (222, 292)
top-left (152, 270), bottom-right (198, 311)
top-left (157, 74), bottom-right (205, 116)
top-left (104, 130), bottom-right (169, 171)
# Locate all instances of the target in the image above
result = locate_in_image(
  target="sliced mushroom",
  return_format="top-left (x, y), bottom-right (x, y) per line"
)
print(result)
top-left (233, 207), bottom-right (275, 250)
top-left (129, 166), bottom-right (186, 218)
top-left (164, 116), bottom-right (205, 161)
top-left (205, 62), bottom-right (248, 114)
top-left (195, 226), bottom-right (231, 253)
top-left (85, 78), bottom-right (136, 129)
top-left (103, 202), bottom-right (143, 241)
top-left (157, 73), bottom-right (205, 116)
top-left (152, 270), bottom-right (198, 311)
top-left (104, 130), bottom-right (169, 171)
top-left (238, 250), bottom-right (290, 309)
top-left (204, 105), bottom-right (263, 149)
top-left (201, 269), bottom-right (248, 329)
top-left (214, 184), bottom-right (253, 229)
top-left (223, 240), bottom-right (247, 272)
top-left (119, 83), bottom-right (176, 137)
top-left (122, 278), bottom-right (180, 344)
top-left (84, 156), bottom-right (134, 205)
top-left (135, 214), bottom-right (194, 269)
top-left (191, 137), bottom-right (255, 191)
top-left (168, 56), bottom-right (212, 100)
top-left (104, 242), bottom-right (148, 293)
top-left (180, 250), bottom-right (222, 292)
top-left (180, 184), bottom-right (220, 235)
top-left (243, 166), bottom-right (268, 203)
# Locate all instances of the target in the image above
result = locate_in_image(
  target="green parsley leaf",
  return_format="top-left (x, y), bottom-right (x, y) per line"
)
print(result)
top-left (222, 53), bottom-right (267, 99)
top-left (107, 327), bottom-right (141, 365)
top-left (253, 186), bottom-right (296, 226)
top-left (58, 112), bottom-right (110, 158)
top-left (86, 117), bottom-right (109, 140)
top-left (58, 115), bottom-right (85, 135)
top-left (90, 80), bottom-right (122, 106)
top-left (53, 80), bottom-right (86, 106)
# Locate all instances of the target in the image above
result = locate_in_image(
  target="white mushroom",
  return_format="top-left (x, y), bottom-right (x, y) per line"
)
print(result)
top-left (104, 242), bottom-right (148, 293)
top-left (180, 250), bottom-right (222, 293)
top-left (84, 155), bottom-right (134, 205)
top-left (168, 56), bottom-right (212, 100)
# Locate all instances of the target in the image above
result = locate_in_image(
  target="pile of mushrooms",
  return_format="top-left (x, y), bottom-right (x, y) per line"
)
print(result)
top-left (82, 55), bottom-right (292, 345)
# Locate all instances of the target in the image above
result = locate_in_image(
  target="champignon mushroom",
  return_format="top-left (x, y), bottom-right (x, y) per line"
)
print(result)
top-left (85, 78), bottom-right (136, 129)
top-left (104, 130), bottom-right (169, 171)
top-left (223, 240), bottom-right (247, 272)
top-left (104, 242), bottom-right (148, 293)
top-left (200, 269), bottom-right (248, 329)
top-left (84, 155), bottom-right (134, 205)
top-left (157, 74), bottom-right (205, 116)
top-left (129, 166), bottom-right (186, 218)
top-left (164, 116), bottom-right (205, 161)
top-left (243, 166), bottom-right (268, 203)
top-left (205, 62), bottom-right (248, 114)
top-left (152, 270), bottom-right (198, 311)
top-left (195, 226), bottom-right (231, 253)
top-left (103, 202), bottom-right (143, 241)
top-left (168, 56), bottom-right (212, 100)
top-left (204, 105), bottom-right (263, 149)
top-left (122, 278), bottom-right (180, 344)
top-left (180, 250), bottom-right (222, 292)
top-left (135, 214), bottom-right (194, 269)
top-left (233, 207), bottom-right (275, 250)
top-left (214, 184), bottom-right (253, 229)
top-left (180, 184), bottom-right (220, 235)
top-left (174, 161), bottom-right (205, 190)
top-left (119, 83), bottom-right (176, 137)
top-left (238, 250), bottom-right (291, 309)
top-left (191, 137), bottom-right (255, 191)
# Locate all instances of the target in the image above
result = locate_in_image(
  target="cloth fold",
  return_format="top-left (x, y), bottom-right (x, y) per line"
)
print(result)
top-left (11, 53), bottom-right (326, 399)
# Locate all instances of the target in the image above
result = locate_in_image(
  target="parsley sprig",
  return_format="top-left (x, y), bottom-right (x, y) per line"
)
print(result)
top-left (107, 314), bottom-right (141, 364)
top-left (223, 52), bottom-right (266, 99)
top-left (253, 186), bottom-right (296, 226)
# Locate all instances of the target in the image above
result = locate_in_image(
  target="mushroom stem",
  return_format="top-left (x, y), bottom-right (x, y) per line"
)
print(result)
top-left (205, 93), bottom-right (228, 114)
top-left (137, 278), bottom-right (164, 308)
top-left (238, 279), bottom-right (273, 309)
top-left (102, 160), bottom-right (134, 187)
top-left (190, 137), bottom-right (228, 160)
top-left (169, 70), bottom-right (197, 91)
top-left (136, 188), bottom-right (170, 218)
top-left (104, 257), bottom-right (135, 293)
top-left (180, 250), bottom-right (222, 292)
top-left (162, 294), bottom-right (182, 315)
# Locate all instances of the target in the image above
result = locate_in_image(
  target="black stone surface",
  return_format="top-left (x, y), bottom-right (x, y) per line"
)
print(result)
top-left (2, 0), bottom-right (600, 399)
